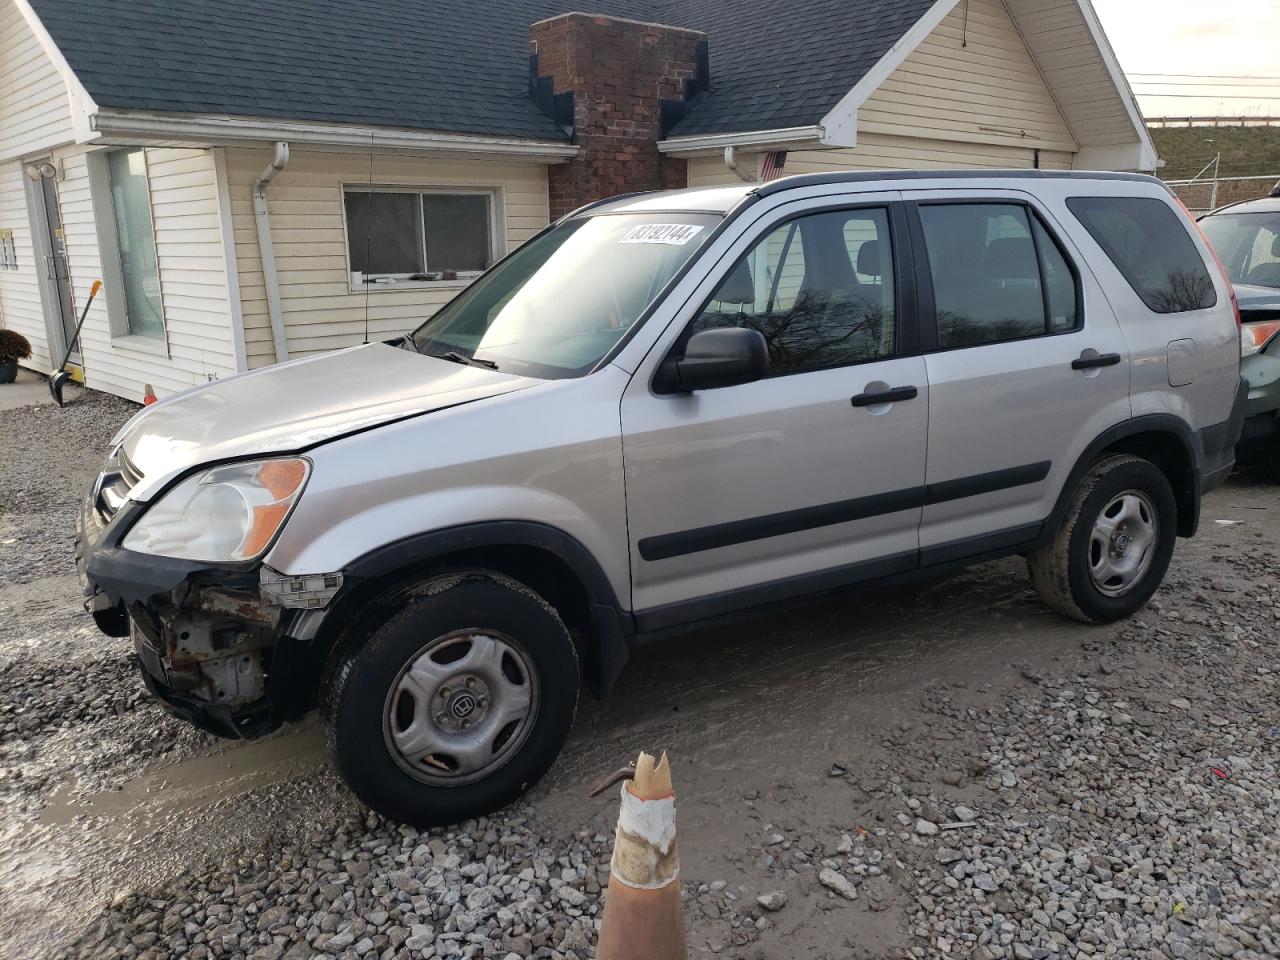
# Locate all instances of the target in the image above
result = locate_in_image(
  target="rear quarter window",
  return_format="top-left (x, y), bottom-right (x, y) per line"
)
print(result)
top-left (1066, 196), bottom-right (1216, 314)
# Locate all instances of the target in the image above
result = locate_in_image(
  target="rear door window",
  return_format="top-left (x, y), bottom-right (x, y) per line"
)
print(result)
top-left (916, 203), bottom-right (1080, 349)
top-left (1066, 196), bottom-right (1216, 313)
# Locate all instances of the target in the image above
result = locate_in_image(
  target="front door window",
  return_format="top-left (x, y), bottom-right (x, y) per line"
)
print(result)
top-left (689, 207), bottom-right (897, 373)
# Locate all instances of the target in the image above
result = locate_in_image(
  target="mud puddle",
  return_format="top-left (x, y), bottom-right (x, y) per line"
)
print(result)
top-left (37, 721), bottom-right (327, 826)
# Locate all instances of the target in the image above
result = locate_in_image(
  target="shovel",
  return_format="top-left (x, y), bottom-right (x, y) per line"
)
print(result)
top-left (48, 278), bottom-right (101, 407)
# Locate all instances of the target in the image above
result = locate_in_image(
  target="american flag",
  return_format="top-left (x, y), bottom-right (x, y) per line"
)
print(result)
top-left (761, 151), bottom-right (788, 182)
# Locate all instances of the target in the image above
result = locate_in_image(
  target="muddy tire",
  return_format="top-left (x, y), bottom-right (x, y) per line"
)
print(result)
top-left (322, 570), bottom-right (579, 827)
top-left (1028, 454), bottom-right (1177, 624)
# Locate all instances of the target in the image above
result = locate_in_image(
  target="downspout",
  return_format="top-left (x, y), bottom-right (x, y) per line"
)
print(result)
top-left (723, 145), bottom-right (756, 183)
top-left (252, 141), bottom-right (290, 363)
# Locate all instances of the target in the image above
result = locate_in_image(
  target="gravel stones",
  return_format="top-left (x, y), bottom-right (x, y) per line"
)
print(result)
top-left (755, 890), bottom-right (787, 912)
top-left (3, 392), bottom-right (1279, 959)
top-left (818, 868), bottom-right (858, 901)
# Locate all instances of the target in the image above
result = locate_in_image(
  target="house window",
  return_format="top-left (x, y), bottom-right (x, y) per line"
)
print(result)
top-left (344, 187), bottom-right (495, 284)
top-left (106, 149), bottom-right (165, 339)
top-left (0, 229), bottom-right (17, 270)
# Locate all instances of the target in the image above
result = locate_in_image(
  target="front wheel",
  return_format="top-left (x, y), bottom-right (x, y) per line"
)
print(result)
top-left (1028, 454), bottom-right (1177, 624)
top-left (323, 570), bottom-right (580, 827)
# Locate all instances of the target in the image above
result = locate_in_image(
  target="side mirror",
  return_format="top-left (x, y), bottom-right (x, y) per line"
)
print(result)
top-left (660, 327), bottom-right (769, 392)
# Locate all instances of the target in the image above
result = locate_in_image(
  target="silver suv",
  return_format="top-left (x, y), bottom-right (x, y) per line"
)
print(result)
top-left (76, 171), bottom-right (1246, 826)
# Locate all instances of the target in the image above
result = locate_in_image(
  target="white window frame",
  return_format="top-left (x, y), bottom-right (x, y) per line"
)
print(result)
top-left (341, 184), bottom-right (504, 292)
top-left (86, 146), bottom-right (171, 354)
top-left (0, 229), bottom-right (16, 270)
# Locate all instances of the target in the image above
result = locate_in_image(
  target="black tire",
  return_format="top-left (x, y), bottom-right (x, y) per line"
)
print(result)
top-left (322, 569), bottom-right (579, 827)
top-left (1028, 454), bottom-right (1177, 624)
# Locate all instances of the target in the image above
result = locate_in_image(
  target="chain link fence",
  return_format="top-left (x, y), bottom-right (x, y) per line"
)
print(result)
top-left (1166, 174), bottom-right (1280, 216)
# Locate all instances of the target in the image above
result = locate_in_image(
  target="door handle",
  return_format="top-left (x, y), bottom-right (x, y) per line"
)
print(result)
top-left (851, 385), bottom-right (918, 407)
top-left (1071, 352), bottom-right (1121, 371)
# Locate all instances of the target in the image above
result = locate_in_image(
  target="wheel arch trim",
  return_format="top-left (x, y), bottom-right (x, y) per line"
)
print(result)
top-left (1047, 415), bottom-right (1201, 539)
top-left (293, 520), bottom-right (634, 701)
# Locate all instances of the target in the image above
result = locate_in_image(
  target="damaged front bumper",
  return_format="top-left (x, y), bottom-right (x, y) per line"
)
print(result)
top-left (75, 492), bottom-right (340, 740)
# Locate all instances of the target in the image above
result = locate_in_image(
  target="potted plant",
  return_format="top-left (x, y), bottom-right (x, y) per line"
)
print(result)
top-left (0, 328), bottom-right (32, 384)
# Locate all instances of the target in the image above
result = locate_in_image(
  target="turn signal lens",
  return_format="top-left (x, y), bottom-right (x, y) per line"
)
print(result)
top-left (1241, 320), bottom-right (1280, 357)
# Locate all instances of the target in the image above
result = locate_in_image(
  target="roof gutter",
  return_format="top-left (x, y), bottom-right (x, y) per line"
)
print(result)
top-left (252, 141), bottom-right (290, 364)
top-left (657, 125), bottom-right (825, 157)
top-left (90, 110), bottom-right (580, 161)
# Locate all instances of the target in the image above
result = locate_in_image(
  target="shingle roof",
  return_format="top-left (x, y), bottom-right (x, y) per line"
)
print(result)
top-left (27, 0), bottom-right (937, 142)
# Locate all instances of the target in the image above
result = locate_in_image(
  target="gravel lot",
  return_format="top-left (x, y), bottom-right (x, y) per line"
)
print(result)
top-left (1, 387), bottom-right (1277, 960)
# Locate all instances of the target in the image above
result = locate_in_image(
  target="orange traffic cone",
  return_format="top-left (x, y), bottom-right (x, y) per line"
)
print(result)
top-left (596, 752), bottom-right (687, 960)
top-left (142, 383), bottom-right (158, 405)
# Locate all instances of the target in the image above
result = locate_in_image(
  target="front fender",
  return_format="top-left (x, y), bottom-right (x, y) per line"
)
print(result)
top-left (267, 484), bottom-right (631, 613)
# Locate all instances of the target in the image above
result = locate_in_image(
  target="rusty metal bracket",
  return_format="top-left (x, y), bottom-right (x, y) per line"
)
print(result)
top-left (589, 761), bottom-right (637, 798)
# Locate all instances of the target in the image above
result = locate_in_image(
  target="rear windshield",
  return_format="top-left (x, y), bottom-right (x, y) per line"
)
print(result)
top-left (1066, 196), bottom-right (1216, 313)
top-left (1200, 211), bottom-right (1280, 289)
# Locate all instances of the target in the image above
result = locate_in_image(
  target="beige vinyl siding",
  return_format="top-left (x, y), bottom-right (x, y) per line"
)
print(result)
top-left (39, 146), bottom-right (237, 401)
top-left (0, 160), bottom-right (51, 366)
top-left (0, 0), bottom-right (74, 162)
top-left (858, 0), bottom-right (1075, 154)
top-left (685, 0), bottom-right (1078, 189)
top-left (1005, 0), bottom-right (1136, 148)
top-left (686, 135), bottom-right (1074, 186)
top-left (223, 149), bottom-right (550, 367)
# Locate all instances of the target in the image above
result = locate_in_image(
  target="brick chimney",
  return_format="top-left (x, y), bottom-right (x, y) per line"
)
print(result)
top-left (529, 13), bottom-right (709, 219)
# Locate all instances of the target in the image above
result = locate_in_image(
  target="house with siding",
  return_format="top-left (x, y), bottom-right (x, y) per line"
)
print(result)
top-left (0, 0), bottom-right (1156, 402)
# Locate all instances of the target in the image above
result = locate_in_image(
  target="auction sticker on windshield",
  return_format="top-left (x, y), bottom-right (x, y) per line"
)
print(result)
top-left (620, 223), bottom-right (705, 245)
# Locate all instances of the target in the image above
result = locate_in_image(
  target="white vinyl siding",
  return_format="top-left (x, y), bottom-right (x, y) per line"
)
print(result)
top-left (223, 148), bottom-right (550, 367)
top-left (0, 0), bottom-right (74, 162)
top-left (49, 146), bottom-right (237, 400)
top-left (0, 160), bottom-right (51, 367)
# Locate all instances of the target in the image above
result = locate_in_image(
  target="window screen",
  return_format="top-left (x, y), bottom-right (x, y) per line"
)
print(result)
top-left (1066, 196), bottom-right (1216, 313)
top-left (345, 192), bottom-right (424, 276)
top-left (423, 194), bottom-right (490, 273)
top-left (919, 203), bottom-right (1079, 349)
top-left (345, 189), bottom-right (493, 279)
top-left (691, 207), bottom-right (895, 374)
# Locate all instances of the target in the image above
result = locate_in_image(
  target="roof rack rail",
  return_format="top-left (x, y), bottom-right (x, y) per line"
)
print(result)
top-left (753, 169), bottom-right (1161, 198)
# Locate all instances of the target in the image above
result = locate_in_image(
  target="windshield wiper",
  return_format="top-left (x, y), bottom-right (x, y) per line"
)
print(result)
top-left (440, 350), bottom-right (499, 371)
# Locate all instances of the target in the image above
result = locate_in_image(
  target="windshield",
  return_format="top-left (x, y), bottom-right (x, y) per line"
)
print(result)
top-left (409, 212), bottom-right (719, 378)
top-left (1201, 211), bottom-right (1280, 288)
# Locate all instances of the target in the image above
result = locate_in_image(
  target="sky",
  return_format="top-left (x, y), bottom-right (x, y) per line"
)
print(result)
top-left (1093, 0), bottom-right (1280, 119)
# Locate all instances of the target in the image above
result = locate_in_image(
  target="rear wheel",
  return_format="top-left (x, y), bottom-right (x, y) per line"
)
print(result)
top-left (323, 570), bottom-right (579, 827)
top-left (1028, 454), bottom-right (1177, 624)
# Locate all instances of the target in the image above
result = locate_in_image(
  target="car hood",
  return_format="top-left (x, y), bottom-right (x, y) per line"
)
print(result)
top-left (115, 343), bottom-right (534, 501)
top-left (1234, 282), bottom-right (1280, 311)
